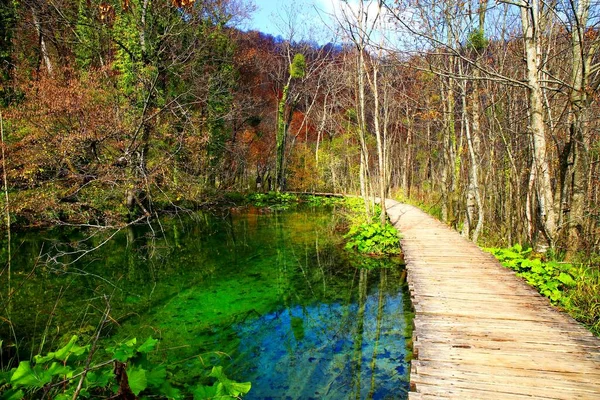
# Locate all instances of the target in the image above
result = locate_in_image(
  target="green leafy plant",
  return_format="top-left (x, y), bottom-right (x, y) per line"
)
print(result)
top-left (247, 192), bottom-right (298, 208)
top-left (0, 336), bottom-right (251, 399)
top-left (340, 198), bottom-right (401, 257)
top-left (344, 221), bottom-right (400, 256)
top-left (342, 197), bottom-right (367, 214)
top-left (485, 244), bottom-right (576, 304)
top-left (191, 367), bottom-right (252, 399)
top-left (467, 29), bottom-right (489, 51)
top-left (303, 195), bottom-right (343, 207)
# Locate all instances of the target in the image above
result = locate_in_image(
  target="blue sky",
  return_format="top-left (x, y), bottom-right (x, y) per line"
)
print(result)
top-left (247, 0), bottom-right (339, 41)
top-left (248, 1), bottom-right (285, 35)
top-left (245, 1), bottom-right (395, 46)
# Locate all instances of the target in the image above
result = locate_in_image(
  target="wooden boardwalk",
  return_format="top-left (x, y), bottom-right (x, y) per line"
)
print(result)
top-left (385, 200), bottom-right (600, 400)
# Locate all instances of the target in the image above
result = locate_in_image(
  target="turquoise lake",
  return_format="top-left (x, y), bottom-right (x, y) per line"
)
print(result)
top-left (1, 206), bottom-right (412, 399)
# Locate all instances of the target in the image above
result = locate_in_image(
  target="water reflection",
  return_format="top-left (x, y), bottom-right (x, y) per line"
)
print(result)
top-left (1, 207), bottom-right (412, 398)
top-left (233, 267), bottom-right (410, 399)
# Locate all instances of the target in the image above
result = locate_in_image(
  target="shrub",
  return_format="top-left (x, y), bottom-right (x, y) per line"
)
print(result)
top-left (246, 192), bottom-right (298, 208)
top-left (485, 244), bottom-right (576, 304)
top-left (344, 221), bottom-right (400, 256)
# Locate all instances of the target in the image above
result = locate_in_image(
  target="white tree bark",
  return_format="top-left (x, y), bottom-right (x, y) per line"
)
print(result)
top-left (32, 8), bottom-right (53, 75)
top-left (520, 0), bottom-right (557, 244)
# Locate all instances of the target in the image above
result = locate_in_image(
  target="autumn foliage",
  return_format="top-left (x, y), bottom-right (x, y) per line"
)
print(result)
top-left (0, 0), bottom-right (599, 256)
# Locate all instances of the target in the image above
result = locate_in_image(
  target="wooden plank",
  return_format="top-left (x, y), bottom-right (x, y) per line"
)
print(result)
top-left (413, 382), bottom-right (557, 399)
top-left (414, 342), bottom-right (600, 369)
top-left (411, 374), bottom-right (598, 400)
top-left (412, 360), bottom-right (600, 385)
top-left (384, 200), bottom-right (600, 398)
top-left (407, 392), bottom-right (424, 400)
top-left (413, 314), bottom-right (599, 339)
top-left (415, 329), bottom-right (600, 350)
top-left (412, 304), bottom-right (574, 323)
top-left (415, 336), bottom-right (600, 356)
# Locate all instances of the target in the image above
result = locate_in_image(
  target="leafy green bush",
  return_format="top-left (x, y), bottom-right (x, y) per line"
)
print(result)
top-left (247, 192), bottom-right (298, 208)
top-left (342, 197), bottom-right (367, 214)
top-left (486, 244), bottom-right (600, 336)
top-left (339, 197), bottom-right (401, 256)
top-left (485, 244), bottom-right (576, 304)
top-left (344, 221), bottom-right (400, 256)
top-left (467, 29), bottom-right (489, 51)
top-left (303, 195), bottom-right (343, 207)
top-left (0, 335), bottom-right (250, 399)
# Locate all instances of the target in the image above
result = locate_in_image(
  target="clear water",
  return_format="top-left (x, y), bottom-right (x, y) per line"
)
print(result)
top-left (1, 206), bottom-right (412, 399)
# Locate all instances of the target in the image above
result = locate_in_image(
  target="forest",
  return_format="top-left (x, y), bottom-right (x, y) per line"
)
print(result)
top-left (0, 0), bottom-right (599, 397)
top-left (0, 0), bottom-right (598, 256)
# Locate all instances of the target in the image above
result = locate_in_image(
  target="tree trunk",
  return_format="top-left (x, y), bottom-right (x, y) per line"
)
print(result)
top-left (441, 75), bottom-right (457, 224)
top-left (520, 0), bottom-right (557, 246)
top-left (357, 46), bottom-right (371, 216)
top-left (276, 80), bottom-right (290, 192)
top-left (369, 57), bottom-right (387, 226)
top-left (469, 74), bottom-right (484, 243)
top-left (402, 121), bottom-right (413, 197)
top-left (565, 0), bottom-right (591, 254)
top-left (32, 7), bottom-right (53, 75)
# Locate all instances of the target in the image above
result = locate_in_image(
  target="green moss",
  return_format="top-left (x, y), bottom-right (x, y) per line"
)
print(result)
top-left (289, 54), bottom-right (306, 79)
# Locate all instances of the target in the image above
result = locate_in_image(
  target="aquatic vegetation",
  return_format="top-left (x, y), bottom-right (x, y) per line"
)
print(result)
top-left (245, 192), bottom-right (344, 209)
top-left (1, 335), bottom-right (250, 399)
